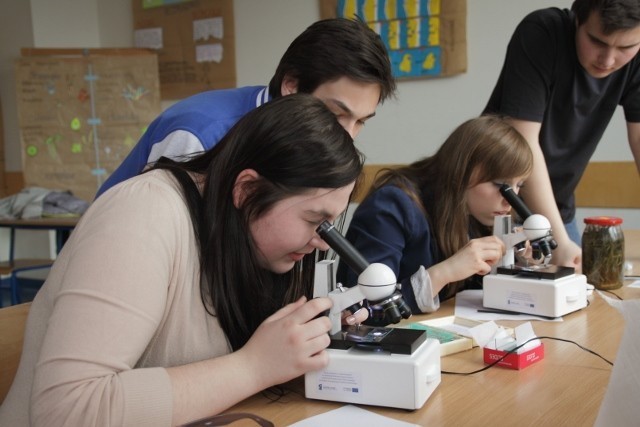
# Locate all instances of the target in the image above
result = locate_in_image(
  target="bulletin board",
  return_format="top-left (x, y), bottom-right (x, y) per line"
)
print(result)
top-left (132, 0), bottom-right (236, 100)
top-left (0, 97), bottom-right (6, 197)
top-left (14, 48), bottom-right (161, 202)
top-left (319, 0), bottom-right (467, 80)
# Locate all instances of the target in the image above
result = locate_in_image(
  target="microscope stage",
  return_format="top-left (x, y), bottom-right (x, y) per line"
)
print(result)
top-left (497, 265), bottom-right (575, 280)
top-left (329, 325), bottom-right (426, 355)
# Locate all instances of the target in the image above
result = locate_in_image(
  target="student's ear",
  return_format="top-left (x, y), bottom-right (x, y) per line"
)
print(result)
top-left (281, 74), bottom-right (299, 96)
top-left (233, 169), bottom-right (260, 209)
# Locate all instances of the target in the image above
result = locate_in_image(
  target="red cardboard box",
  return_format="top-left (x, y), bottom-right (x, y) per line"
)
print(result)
top-left (483, 343), bottom-right (544, 370)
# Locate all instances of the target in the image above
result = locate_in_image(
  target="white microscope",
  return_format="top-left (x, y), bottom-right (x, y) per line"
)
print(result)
top-left (482, 184), bottom-right (588, 318)
top-left (304, 221), bottom-right (441, 410)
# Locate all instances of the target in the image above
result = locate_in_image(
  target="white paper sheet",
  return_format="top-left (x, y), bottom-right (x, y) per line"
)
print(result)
top-left (626, 280), bottom-right (640, 288)
top-left (594, 293), bottom-right (640, 426)
top-left (288, 405), bottom-right (420, 427)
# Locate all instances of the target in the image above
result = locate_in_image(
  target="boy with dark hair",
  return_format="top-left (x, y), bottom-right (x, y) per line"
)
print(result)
top-left (96, 17), bottom-right (396, 198)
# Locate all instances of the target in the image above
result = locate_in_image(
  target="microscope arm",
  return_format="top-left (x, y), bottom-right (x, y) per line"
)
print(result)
top-left (327, 286), bottom-right (366, 335)
top-left (494, 214), bottom-right (554, 268)
top-left (500, 184), bottom-right (557, 258)
top-left (316, 221), bottom-right (409, 334)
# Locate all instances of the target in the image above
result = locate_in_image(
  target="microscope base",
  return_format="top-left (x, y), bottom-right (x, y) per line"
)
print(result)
top-left (305, 338), bottom-right (441, 410)
top-left (483, 273), bottom-right (588, 318)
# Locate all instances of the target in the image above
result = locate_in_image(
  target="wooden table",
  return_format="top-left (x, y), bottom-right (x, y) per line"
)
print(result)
top-left (219, 232), bottom-right (640, 426)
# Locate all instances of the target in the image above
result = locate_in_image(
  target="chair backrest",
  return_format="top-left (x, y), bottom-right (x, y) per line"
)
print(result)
top-left (0, 302), bottom-right (30, 404)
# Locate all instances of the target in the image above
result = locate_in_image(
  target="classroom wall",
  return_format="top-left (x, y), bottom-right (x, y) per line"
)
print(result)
top-left (0, 0), bottom-right (33, 178)
top-left (0, 0), bottom-right (638, 230)
top-left (237, 0), bottom-right (629, 167)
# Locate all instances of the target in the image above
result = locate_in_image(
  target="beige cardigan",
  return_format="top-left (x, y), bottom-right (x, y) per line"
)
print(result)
top-left (0, 170), bottom-right (230, 427)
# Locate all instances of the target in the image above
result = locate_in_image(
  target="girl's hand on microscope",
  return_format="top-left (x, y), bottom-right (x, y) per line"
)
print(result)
top-left (342, 305), bottom-right (369, 326)
top-left (239, 296), bottom-right (332, 389)
top-left (514, 239), bottom-right (534, 265)
top-left (428, 236), bottom-right (505, 292)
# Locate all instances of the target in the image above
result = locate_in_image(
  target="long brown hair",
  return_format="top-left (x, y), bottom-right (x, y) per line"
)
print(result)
top-left (370, 115), bottom-right (532, 294)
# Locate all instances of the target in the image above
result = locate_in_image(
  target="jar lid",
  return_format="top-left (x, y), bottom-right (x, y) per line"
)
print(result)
top-left (583, 216), bottom-right (623, 226)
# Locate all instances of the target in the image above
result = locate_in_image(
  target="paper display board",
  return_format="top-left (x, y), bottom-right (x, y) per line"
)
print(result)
top-left (0, 96), bottom-right (5, 197)
top-left (319, 0), bottom-right (467, 79)
top-left (133, 0), bottom-right (236, 100)
top-left (14, 49), bottom-right (161, 202)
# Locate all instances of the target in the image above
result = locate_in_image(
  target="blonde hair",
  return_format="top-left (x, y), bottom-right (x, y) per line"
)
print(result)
top-left (370, 115), bottom-right (533, 296)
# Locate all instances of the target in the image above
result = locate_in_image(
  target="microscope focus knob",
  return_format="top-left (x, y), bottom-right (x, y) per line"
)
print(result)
top-left (357, 263), bottom-right (398, 301)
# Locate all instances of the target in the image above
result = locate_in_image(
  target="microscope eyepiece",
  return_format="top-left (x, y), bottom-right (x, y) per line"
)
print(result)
top-left (499, 184), bottom-right (532, 220)
top-left (316, 220), bottom-right (369, 274)
top-left (316, 220), bottom-right (413, 326)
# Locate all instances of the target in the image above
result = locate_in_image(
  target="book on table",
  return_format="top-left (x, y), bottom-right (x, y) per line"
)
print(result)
top-left (402, 315), bottom-right (514, 356)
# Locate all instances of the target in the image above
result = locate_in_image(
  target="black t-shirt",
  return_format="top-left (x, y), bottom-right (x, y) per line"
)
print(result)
top-left (483, 8), bottom-right (640, 222)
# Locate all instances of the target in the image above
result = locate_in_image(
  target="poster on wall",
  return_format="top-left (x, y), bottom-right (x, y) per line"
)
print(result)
top-left (133, 0), bottom-right (236, 100)
top-left (0, 97), bottom-right (6, 197)
top-left (319, 0), bottom-right (467, 79)
top-left (14, 49), bottom-right (161, 202)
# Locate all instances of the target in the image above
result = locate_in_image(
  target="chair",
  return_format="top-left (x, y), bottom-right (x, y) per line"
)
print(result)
top-left (0, 302), bottom-right (31, 404)
top-left (0, 260), bottom-right (52, 307)
top-left (0, 218), bottom-right (77, 307)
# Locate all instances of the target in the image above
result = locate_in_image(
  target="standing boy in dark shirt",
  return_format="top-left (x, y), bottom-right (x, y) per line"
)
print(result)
top-left (484, 0), bottom-right (640, 271)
